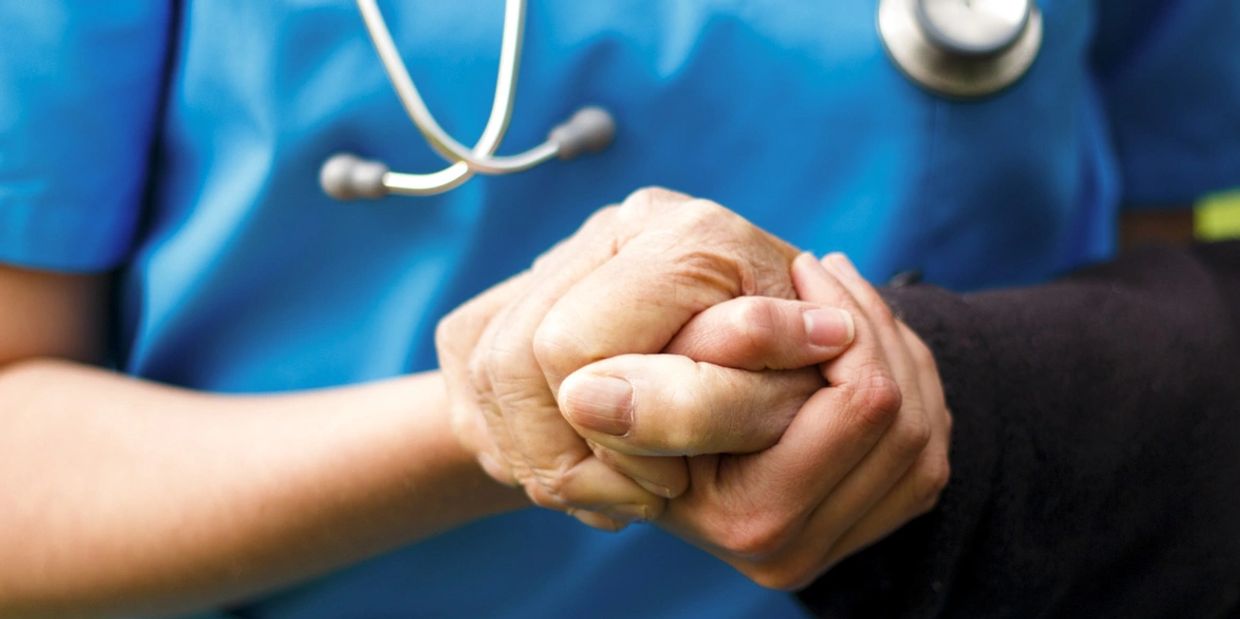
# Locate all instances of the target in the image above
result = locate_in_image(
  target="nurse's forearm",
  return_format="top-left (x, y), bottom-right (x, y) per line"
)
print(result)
top-left (0, 360), bottom-right (524, 619)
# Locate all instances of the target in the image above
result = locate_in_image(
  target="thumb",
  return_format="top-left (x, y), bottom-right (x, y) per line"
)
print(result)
top-left (666, 297), bottom-right (855, 371)
top-left (558, 354), bottom-right (822, 457)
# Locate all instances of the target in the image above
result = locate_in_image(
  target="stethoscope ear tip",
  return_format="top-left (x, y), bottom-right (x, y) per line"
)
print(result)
top-left (549, 106), bottom-right (616, 160)
top-left (321, 153), bottom-right (390, 200)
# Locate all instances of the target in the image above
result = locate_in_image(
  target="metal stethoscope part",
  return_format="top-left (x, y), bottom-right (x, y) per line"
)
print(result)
top-left (323, 0), bottom-right (1043, 200)
top-left (878, 0), bottom-right (1042, 98)
top-left (321, 0), bottom-right (615, 200)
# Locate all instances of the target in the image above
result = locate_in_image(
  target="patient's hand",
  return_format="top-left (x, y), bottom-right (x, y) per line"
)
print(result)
top-left (560, 254), bottom-right (952, 589)
top-left (435, 188), bottom-right (856, 528)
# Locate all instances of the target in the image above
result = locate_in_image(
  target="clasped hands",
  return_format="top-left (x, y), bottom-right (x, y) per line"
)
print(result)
top-left (437, 189), bottom-right (951, 589)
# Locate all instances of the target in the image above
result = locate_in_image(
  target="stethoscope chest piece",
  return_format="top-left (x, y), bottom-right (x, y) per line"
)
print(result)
top-left (878, 0), bottom-right (1042, 98)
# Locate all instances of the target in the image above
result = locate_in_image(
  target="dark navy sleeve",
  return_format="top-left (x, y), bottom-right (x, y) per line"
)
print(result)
top-left (798, 241), bottom-right (1240, 617)
top-left (0, 2), bottom-right (172, 272)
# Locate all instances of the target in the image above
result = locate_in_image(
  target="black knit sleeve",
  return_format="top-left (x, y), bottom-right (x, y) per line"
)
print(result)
top-left (796, 241), bottom-right (1240, 618)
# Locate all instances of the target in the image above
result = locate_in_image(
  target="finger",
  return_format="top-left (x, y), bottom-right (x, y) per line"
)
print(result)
top-left (819, 322), bottom-right (952, 565)
top-left (566, 509), bottom-right (628, 532)
top-left (819, 459), bottom-right (942, 573)
top-left (799, 254), bottom-right (917, 394)
top-left (821, 253), bottom-right (890, 325)
top-left (480, 206), bottom-right (672, 513)
top-left (769, 319), bottom-right (949, 578)
top-left (806, 252), bottom-right (932, 530)
top-left (559, 354), bottom-right (822, 457)
top-left (725, 255), bottom-right (899, 506)
top-left (462, 227), bottom-right (640, 486)
top-left (665, 297), bottom-right (854, 371)
top-left (470, 205), bottom-right (627, 476)
top-left (775, 388), bottom-right (928, 569)
top-left (587, 440), bottom-right (689, 499)
top-left (821, 405), bottom-right (950, 567)
top-left (533, 192), bottom-right (800, 397)
top-left (436, 271), bottom-right (533, 485)
top-left (472, 378), bottom-right (529, 487)
top-left (538, 455), bottom-right (668, 521)
top-left (465, 213), bottom-right (613, 497)
top-left (820, 254), bottom-right (925, 394)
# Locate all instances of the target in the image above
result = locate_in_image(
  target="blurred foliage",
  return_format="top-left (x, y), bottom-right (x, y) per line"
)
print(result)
top-left (1198, 189), bottom-right (1240, 240)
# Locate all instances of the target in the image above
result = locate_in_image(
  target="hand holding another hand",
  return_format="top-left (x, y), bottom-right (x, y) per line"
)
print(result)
top-left (559, 253), bottom-right (952, 589)
top-left (436, 188), bottom-right (951, 590)
top-left (436, 188), bottom-right (854, 528)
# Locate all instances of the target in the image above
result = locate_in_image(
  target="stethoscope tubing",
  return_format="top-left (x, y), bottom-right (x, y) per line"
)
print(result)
top-left (356, 0), bottom-right (557, 176)
top-left (326, 0), bottom-right (1039, 200)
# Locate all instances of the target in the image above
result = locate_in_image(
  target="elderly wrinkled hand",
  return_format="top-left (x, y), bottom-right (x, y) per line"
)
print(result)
top-left (435, 188), bottom-right (856, 529)
top-left (559, 253), bottom-right (952, 589)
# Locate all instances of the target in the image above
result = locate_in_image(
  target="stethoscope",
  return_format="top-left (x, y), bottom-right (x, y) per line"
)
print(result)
top-left (321, 0), bottom-right (1041, 200)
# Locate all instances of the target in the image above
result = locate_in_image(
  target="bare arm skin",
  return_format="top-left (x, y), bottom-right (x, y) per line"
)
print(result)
top-left (0, 265), bottom-right (523, 619)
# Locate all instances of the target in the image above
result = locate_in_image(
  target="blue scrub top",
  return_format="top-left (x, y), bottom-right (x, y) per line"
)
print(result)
top-left (2, 1), bottom-right (1238, 617)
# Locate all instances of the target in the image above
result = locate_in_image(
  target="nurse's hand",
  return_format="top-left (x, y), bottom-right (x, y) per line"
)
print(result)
top-left (436, 188), bottom-right (852, 529)
top-left (559, 253), bottom-right (952, 589)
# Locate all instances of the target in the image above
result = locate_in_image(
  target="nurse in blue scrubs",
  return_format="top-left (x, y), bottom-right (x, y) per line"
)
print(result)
top-left (0, 1), bottom-right (1237, 617)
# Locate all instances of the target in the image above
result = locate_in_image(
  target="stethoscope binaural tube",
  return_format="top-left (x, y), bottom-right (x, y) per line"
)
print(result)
top-left (323, 0), bottom-right (1042, 200)
top-left (321, 0), bottom-right (615, 200)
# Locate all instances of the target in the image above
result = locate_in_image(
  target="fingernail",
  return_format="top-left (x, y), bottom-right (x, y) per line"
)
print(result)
top-left (608, 503), bottom-right (653, 523)
top-left (568, 508), bottom-right (628, 532)
top-left (795, 252), bottom-right (819, 270)
top-left (633, 477), bottom-right (676, 499)
top-left (804, 308), bottom-right (854, 348)
top-left (826, 252), bottom-right (861, 279)
top-left (561, 374), bottom-right (633, 436)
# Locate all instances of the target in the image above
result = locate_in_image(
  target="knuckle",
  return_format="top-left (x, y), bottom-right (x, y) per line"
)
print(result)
top-left (915, 454), bottom-right (952, 513)
top-left (531, 244), bottom-right (565, 274)
top-left (585, 203), bottom-right (621, 224)
top-left (668, 248), bottom-right (745, 300)
top-left (675, 199), bottom-right (748, 238)
top-left (682, 197), bottom-right (729, 221)
top-left (660, 358), bottom-right (731, 453)
top-left (719, 512), bottom-right (797, 558)
top-left (434, 309), bottom-right (468, 355)
top-left (846, 366), bottom-right (902, 433)
top-left (894, 411), bottom-right (933, 459)
top-left (483, 334), bottom-right (534, 387)
top-left (467, 352), bottom-right (492, 396)
top-left (621, 186), bottom-right (689, 216)
top-left (576, 204), bottom-right (622, 239)
top-left (731, 299), bottom-right (780, 360)
top-left (531, 316), bottom-right (590, 378)
top-left (433, 315), bottom-right (453, 352)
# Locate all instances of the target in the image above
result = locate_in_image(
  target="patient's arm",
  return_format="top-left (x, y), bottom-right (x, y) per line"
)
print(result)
top-left (799, 241), bottom-right (1240, 617)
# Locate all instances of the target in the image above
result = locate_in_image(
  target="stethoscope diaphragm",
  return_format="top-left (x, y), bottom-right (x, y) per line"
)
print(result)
top-left (877, 0), bottom-right (1042, 98)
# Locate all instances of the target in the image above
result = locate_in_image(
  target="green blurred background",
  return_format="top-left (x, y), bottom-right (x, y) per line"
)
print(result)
top-left (1198, 190), bottom-right (1240, 240)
